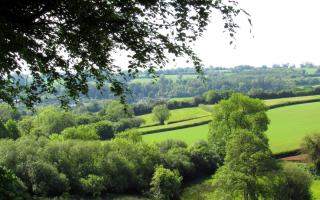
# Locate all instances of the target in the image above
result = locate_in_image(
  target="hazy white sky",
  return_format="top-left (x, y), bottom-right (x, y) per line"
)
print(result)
top-left (172, 0), bottom-right (320, 68)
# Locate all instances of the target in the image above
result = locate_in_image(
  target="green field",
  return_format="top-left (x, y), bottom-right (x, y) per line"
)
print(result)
top-left (312, 180), bottom-right (320, 200)
top-left (139, 106), bottom-right (211, 127)
top-left (143, 102), bottom-right (320, 153)
top-left (143, 124), bottom-right (209, 143)
top-left (267, 102), bottom-right (320, 153)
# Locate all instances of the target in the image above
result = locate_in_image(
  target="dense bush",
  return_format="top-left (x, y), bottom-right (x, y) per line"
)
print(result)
top-left (276, 163), bottom-right (312, 200)
top-left (150, 166), bottom-right (182, 200)
top-left (61, 126), bottom-right (99, 140)
top-left (0, 165), bottom-right (27, 199)
top-left (114, 117), bottom-right (145, 132)
top-left (92, 120), bottom-right (115, 140)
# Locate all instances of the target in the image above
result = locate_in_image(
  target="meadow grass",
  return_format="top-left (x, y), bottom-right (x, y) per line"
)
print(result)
top-left (143, 102), bottom-right (320, 154)
top-left (139, 106), bottom-right (211, 127)
top-left (312, 179), bottom-right (320, 200)
top-left (142, 124), bottom-right (209, 144)
top-left (267, 102), bottom-right (320, 153)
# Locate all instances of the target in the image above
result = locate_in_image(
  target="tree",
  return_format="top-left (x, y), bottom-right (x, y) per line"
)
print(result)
top-left (302, 133), bottom-right (320, 171)
top-left (34, 106), bottom-right (75, 135)
top-left (4, 119), bottom-right (20, 139)
top-left (212, 129), bottom-right (279, 200)
top-left (0, 0), bottom-right (246, 107)
top-left (0, 121), bottom-right (8, 139)
top-left (150, 166), bottom-right (182, 200)
top-left (80, 174), bottom-right (105, 197)
top-left (208, 93), bottom-right (269, 158)
top-left (152, 104), bottom-right (170, 125)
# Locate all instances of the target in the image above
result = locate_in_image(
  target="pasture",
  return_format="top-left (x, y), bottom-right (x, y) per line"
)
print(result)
top-left (139, 106), bottom-right (211, 127)
top-left (142, 102), bottom-right (320, 154)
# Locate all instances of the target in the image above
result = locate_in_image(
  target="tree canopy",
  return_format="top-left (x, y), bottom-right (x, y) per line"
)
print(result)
top-left (0, 0), bottom-right (246, 107)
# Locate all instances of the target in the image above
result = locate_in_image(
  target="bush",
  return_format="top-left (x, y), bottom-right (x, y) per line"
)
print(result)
top-left (189, 140), bottom-right (221, 174)
top-left (28, 161), bottom-right (69, 196)
top-left (162, 147), bottom-right (195, 178)
top-left (92, 121), bottom-right (115, 140)
top-left (116, 129), bottom-right (142, 143)
top-left (0, 165), bottom-right (27, 200)
top-left (61, 126), bottom-right (99, 140)
top-left (80, 174), bottom-right (105, 197)
top-left (115, 117), bottom-right (145, 132)
top-left (5, 119), bottom-right (20, 139)
top-left (150, 166), bottom-right (182, 200)
top-left (157, 139), bottom-right (187, 153)
top-left (302, 133), bottom-right (320, 171)
top-left (274, 163), bottom-right (312, 200)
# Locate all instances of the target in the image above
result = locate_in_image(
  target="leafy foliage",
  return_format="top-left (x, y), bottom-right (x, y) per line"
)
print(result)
top-left (150, 166), bottom-right (182, 200)
top-left (0, 165), bottom-right (27, 200)
top-left (208, 93), bottom-right (269, 157)
top-left (0, 0), bottom-right (245, 107)
top-left (152, 104), bottom-right (170, 125)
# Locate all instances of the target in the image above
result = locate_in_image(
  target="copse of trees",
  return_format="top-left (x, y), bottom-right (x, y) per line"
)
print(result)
top-left (0, 131), bottom-right (221, 198)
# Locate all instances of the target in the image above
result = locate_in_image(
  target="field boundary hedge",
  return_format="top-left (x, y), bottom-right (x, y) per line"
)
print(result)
top-left (141, 119), bottom-right (211, 134)
top-left (272, 149), bottom-right (301, 159)
top-left (268, 98), bottom-right (320, 109)
top-left (167, 115), bottom-right (211, 125)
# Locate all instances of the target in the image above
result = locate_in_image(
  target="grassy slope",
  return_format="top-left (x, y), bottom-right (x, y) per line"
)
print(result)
top-left (312, 180), bottom-right (320, 200)
top-left (143, 124), bottom-right (209, 144)
top-left (139, 107), bottom-right (211, 127)
top-left (143, 102), bottom-right (320, 154)
top-left (267, 102), bottom-right (320, 153)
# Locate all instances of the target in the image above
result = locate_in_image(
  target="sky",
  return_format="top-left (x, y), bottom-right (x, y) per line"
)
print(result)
top-left (171, 0), bottom-right (320, 68)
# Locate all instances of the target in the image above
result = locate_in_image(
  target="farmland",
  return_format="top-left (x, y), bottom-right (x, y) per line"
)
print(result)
top-left (139, 106), bottom-right (211, 127)
top-left (142, 101), bottom-right (320, 154)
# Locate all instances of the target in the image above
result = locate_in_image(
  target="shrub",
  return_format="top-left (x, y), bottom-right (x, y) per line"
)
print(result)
top-left (302, 133), bottom-right (320, 171)
top-left (157, 139), bottom-right (187, 153)
top-left (92, 121), bottom-right (115, 140)
top-left (189, 140), bottom-right (221, 174)
top-left (274, 163), bottom-right (312, 200)
top-left (115, 117), bottom-right (145, 132)
top-left (28, 161), bottom-right (69, 196)
top-left (0, 165), bottom-right (27, 200)
top-left (61, 126), bottom-right (99, 140)
top-left (80, 174), bottom-right (105, 197)
top-left (150, 166), bottom-right (182, 200)
top-left (116, 129), bottom-right (142, 143)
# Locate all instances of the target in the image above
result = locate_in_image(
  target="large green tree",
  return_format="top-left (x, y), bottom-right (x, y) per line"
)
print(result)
top-left (212, 129), bottom-right (279, 200)
top-left (208, 93), bottom-right (269, 157)
top-left (0, 0), bottom-right (246, 107)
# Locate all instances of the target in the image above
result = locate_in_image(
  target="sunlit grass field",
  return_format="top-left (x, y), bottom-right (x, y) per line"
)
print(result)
top-left (143, 102), bottom-right (320, 154)
top-left (139, 106), bottom-right (211, 127)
